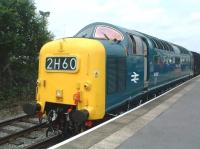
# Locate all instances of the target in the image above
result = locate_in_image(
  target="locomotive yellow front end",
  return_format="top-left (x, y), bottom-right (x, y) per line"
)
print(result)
top-left (24, 38), bottom-right (105, 133)
top-left (40, 38), bottom-right (105, 117)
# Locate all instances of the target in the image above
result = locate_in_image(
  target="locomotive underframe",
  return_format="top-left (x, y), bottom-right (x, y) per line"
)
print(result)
top-left (44, 102), bottom-right (89, 136)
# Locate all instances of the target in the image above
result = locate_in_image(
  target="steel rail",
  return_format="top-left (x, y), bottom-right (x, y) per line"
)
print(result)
top-left (0, 122), bottom-right (46, 145)
top-left (0, 114), bottom-right (31, 128)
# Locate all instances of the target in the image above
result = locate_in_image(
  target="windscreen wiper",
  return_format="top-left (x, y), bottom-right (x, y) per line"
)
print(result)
top-left (103, 33), bottom-right (110, 40)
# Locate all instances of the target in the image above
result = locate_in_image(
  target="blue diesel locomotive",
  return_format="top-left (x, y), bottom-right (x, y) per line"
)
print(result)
top-left (23, 22), bottom-right (196, 134)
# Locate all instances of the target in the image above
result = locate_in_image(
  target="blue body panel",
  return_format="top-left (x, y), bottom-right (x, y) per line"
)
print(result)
top-left (100, 25), bottom-right (191, 112)
top-left (100, 40), bottom-right (145, 111)
top-left (75, 22), bottom-right (193, 113)
top-left (106, 55), bottom-right (144, 111)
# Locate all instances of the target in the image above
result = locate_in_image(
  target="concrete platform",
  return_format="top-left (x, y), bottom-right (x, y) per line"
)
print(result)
top-left (50, 75), bottom-right (200, 149)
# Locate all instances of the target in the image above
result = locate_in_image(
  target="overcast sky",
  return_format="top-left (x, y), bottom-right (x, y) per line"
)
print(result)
top-left (34, 0), bottom-right (200, 52)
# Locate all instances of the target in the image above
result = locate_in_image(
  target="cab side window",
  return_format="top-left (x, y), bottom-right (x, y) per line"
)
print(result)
top-left (75, 26), bottom-right (94, 38)
top-left (128, 34), bottom-right (136, 55)
top-left (128, 34), bottom-right (144, 55)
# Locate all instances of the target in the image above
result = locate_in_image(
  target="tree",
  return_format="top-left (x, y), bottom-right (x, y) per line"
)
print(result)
top-left (0, 0), bottom-right (53, 101)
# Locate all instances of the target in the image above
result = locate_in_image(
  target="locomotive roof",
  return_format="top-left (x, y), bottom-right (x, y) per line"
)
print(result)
top-left (77, 22), bottom-right (190, 54)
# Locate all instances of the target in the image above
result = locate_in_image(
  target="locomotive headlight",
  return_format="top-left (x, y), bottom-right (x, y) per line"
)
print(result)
top-left (56, 89), bottom-right (63, 98)
top-left (36, 80), bottom-right (40, 86)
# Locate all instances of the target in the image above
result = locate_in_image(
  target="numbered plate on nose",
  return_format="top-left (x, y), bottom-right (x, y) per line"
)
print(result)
top-left (45, 57), bottom-right (77, 71)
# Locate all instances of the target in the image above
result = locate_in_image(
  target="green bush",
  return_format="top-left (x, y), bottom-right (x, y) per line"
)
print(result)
top-left (0, 0), bottom-right (53, 103)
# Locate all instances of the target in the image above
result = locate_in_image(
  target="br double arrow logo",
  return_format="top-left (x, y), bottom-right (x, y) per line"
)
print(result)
top-left (131, 72), bottom-right (139, 83)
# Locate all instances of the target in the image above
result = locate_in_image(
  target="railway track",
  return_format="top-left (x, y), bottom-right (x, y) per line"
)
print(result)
top-left (0, 114), bottom-right (62, 148)
top-left (0, 113), bottom-right (111, 148)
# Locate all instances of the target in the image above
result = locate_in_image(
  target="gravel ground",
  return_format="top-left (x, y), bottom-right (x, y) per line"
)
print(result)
top-left (0, 99), bottom-right (52, 149)
top-left (0, 99), bottom-right (34, 122)
top-left (0, 128), bottom-right (48, 149)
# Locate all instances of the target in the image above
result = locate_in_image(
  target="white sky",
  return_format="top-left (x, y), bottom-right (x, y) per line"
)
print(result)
top-left (34, 0), bottom-right (200, 52)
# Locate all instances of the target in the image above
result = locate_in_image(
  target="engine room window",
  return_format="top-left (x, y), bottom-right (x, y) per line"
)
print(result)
top-left (154, 55), bottom-right (159, 64)
top-left (94, 26), bottom-right (124, 41)
top-left (175, 57), bottom-right (180, 64)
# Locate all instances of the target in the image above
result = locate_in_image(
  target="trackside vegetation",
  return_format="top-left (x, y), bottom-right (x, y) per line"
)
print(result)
top-left (0, 0), bottom-right (53, 105)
